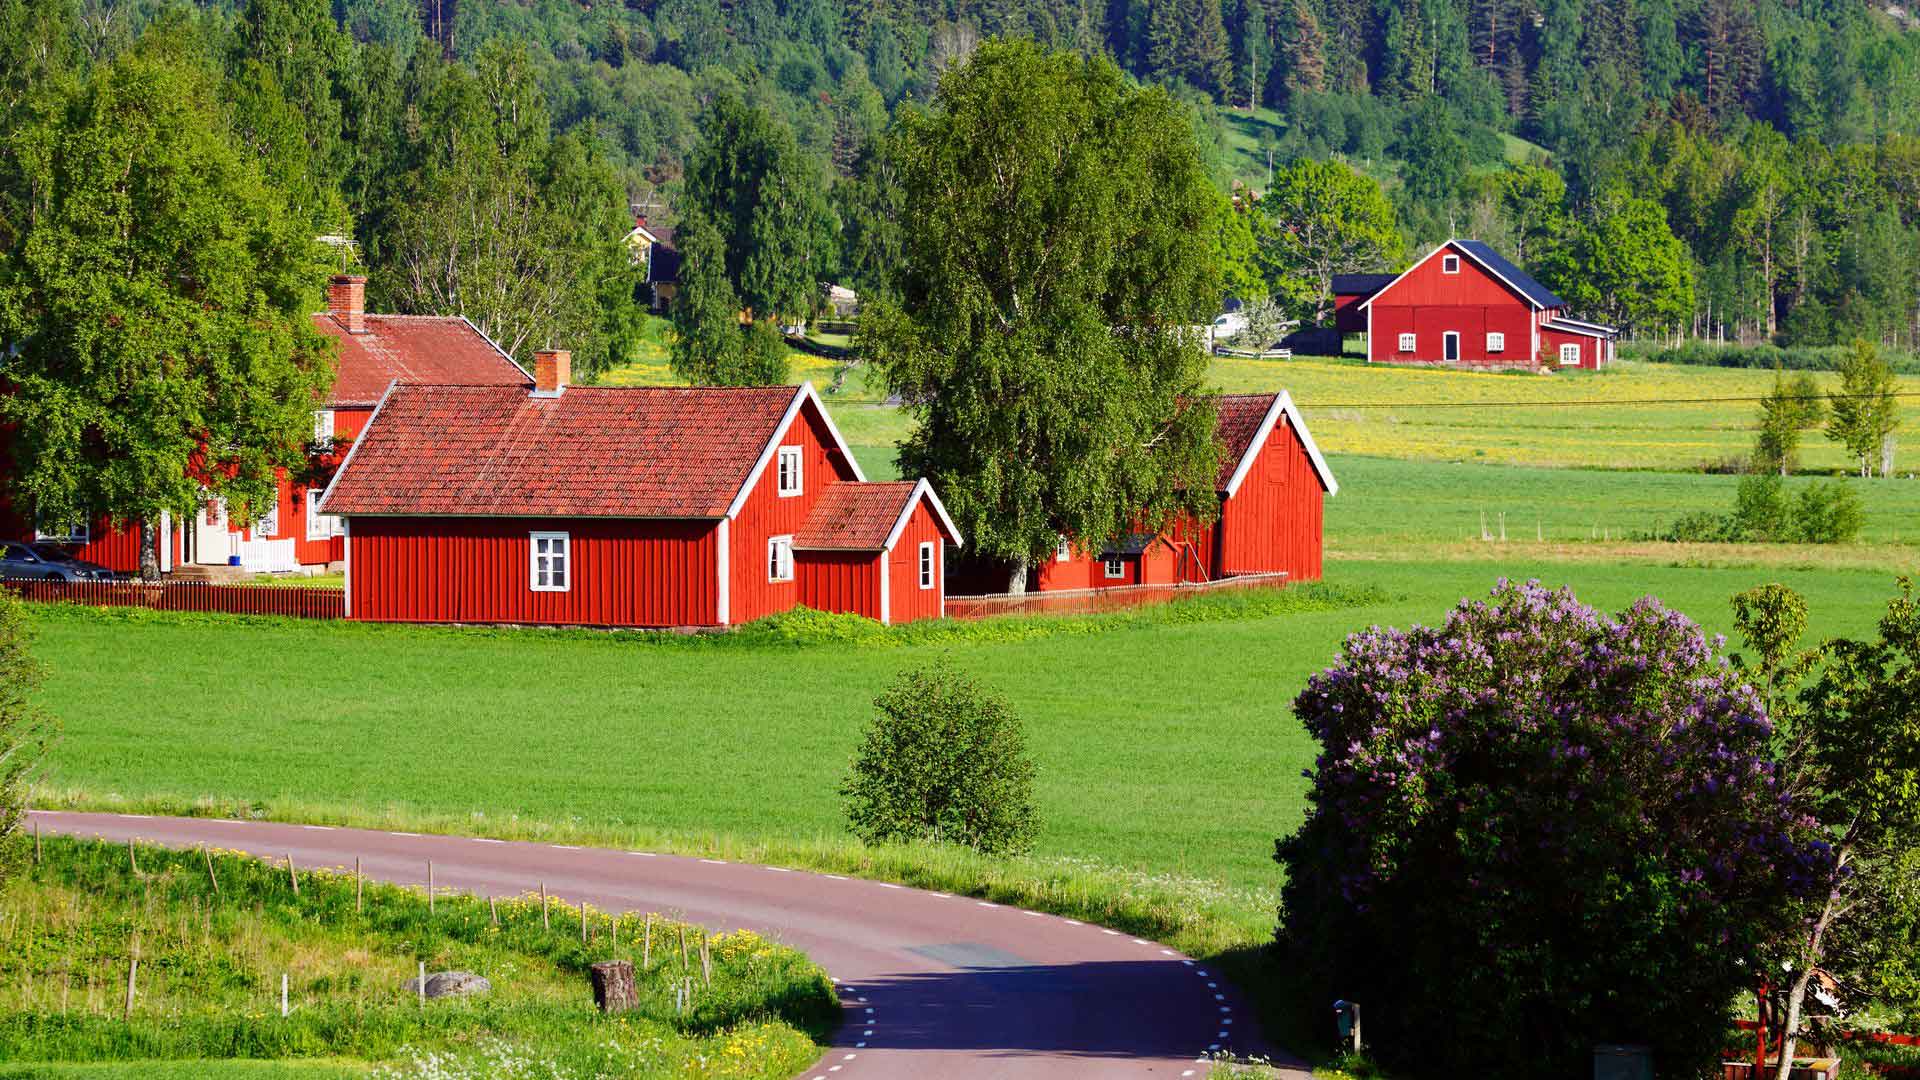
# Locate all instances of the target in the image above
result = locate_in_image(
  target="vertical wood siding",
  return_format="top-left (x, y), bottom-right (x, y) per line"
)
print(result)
top-left (348, 516), bottom-right (719, 626)
top-left (796, 551), bottom-right (880, 618)
top-left (1219, 414), bottom-right (1324, 581)
top-left (885, 503), bottom-right (947, 624)
top-left (728, 403), bottom-right (859, 623)
top-left (1368, 243), bottom-right (1547, 366)
top-left (1539, 325), bottom-right (1608, 370)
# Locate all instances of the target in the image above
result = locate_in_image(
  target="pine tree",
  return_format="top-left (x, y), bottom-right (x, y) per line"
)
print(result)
top-left (1380, 0), bottom-right (1434, 101)
top-left (1230, 0), bottom-right (1269, 110)
top-left (1186, 0), bottom-right (1235, 98)
top-left (1281, 0), bottom-right (1327, 100)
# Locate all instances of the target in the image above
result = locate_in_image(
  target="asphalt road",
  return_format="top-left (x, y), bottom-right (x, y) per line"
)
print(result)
top-left (31, 810), bottom-right (1306, 1079)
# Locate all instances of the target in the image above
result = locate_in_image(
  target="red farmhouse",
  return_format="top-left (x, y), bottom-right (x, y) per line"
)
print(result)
top-left (319, 353), bottom-right (962, 628)
top-left (1334, 239), bottom-right (1617, 370)
top-left (1032, 391), bottom-right (1337, 591)
top-left (0, 274), bottom-right (530, 575)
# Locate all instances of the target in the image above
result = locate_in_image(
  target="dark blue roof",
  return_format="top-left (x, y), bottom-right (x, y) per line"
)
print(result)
top-left (1332, 273), bottom-right (1397, 297)
top-left (1452, 240), bottom-right (1564, 309)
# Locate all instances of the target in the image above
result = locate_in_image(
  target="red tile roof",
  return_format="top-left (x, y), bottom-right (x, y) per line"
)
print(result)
top-left (322, 384), bottom-right (802, 518)
top-left (312, 314), bottom-right (530, 407)
top-left (794, 482), bottom-right (921, 550)
top-left (1212, 393), bottom-right (1279, 487)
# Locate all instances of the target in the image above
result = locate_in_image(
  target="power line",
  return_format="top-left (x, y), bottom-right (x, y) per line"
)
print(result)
top-left (1298, 391), bottom-right (1920, 410)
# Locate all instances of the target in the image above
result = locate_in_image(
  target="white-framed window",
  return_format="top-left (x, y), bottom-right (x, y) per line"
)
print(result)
top-left (918, 541), bottom-right (936, 589)
top-left (305, 489), bottom-right (339, 540)
top-left (1486, 332), bottom-right (1505, 352)
top-left (531, 531), bottom-right (570, 592)
top-left (1398, 332), bottom-right (1417, 353)
top-left (1055, 535), bottom-right (1072, 562)
top-left (1103, 555), bottom-right (1126, 579)
top-left (255, 502), bottom-right (280, 538)
top-left (776, 446), bottom-right (803, 497)
top-left (1559, 343), bottom-right (1581, 366)
top-left (767, 535), bottom-right (794, 582)
top-left (33, 516), bottom-right (89, 545)
top-left (1442, 254), bottom-right (1461, 274)
top-left (312, 409), bottom-right (335, 446)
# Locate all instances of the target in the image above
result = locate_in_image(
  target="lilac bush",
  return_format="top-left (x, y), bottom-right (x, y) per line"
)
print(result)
top-left (1276, 580), bottom-right (1828, 1079)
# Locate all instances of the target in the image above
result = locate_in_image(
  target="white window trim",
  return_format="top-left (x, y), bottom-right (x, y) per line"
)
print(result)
top-left (33, 517), bottom-right (90, 545)
top-left (1442, 254), bottom-right (1461, 274)
top-left (918, 541), bottom-right (936, 589)
top-left (1559, 342), bottom-right (1581, 366)
top-left (1486, 331), bottom-right (1505, 353)
top-left (775, 446), bottom-right (803, 497)
top-left (1443, 331), bottom-right (1461, 361)
top-left (1055, 536), bottom-right (1071, 563)
top-left (312, 409), bottom-right (335, 446)
top-left (1103, 556), bottom-right (1126, 580)
top-left (530, 530), bottom-right (570, 592)
top-left (305, 489), bottom-right (338, 541)
top-left (255, 501), bottom-right (280, 539)
top-left (768, 534), bottom-right (794, 582)
top-left (1398, 332), bottom-right (1416, 353)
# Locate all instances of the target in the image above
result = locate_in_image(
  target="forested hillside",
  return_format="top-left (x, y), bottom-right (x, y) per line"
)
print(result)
top-left (8, 0), bottom-right (1920, 366)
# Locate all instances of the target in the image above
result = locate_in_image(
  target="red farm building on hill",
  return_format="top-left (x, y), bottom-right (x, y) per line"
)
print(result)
top-left (999, 390), bottom-right (1336, 593)
top-left (319, 353), bottom-right (962, 628)
top-left (0, 274), bottom-right (530, 575)
top-left (1334, 239), bottom-right (1618, 369)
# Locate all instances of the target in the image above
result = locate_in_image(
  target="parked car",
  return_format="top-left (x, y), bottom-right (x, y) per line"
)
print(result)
top-left (0, 542), bottom-right (116, 580)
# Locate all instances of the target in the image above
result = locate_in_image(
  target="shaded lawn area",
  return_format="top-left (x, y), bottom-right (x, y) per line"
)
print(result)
top-left (25, 556), bottom-right (1909, 901)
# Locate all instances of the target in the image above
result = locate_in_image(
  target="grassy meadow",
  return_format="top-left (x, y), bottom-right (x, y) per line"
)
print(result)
top-left (1, 836), bottom-right (835, 1078)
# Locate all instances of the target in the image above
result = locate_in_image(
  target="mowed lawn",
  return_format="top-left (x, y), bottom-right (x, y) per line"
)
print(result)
top-left (25, 556), bottom-right (1911, 901)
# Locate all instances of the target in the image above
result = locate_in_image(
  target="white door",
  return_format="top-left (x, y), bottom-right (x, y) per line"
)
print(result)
top-left (193, 500), bottom-right (232, 564)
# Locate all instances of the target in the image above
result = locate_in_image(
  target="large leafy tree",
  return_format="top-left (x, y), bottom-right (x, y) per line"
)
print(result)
top-left (1254, 157), bottom-right (1404, 324)
top-left (1826, 338), bottom-right (1901, 478)
top-left (0, 45), bottom-right (332, 575)
top-left (372, 41), bottom-right (642, 376)
top-left (863, 40), bottom-right (1223, 591)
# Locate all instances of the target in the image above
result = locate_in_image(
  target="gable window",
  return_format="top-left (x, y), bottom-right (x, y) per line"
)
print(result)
top-left (1486, 332), bottom-right (1505, 353)
top-left (1559, 343), bottom-right (1581, 366)
top-left (1103, 555), bottom-right (1126, 579)
top-left (33, 516), bottom-right (89, 545)
top-left (918, 541), bottom-right (936, 589)
top-left (768, 535), bottom-right (794, 582)
top-left (1055, 536), bottom-right (1072, 562)
top-left (1398, 332), bottom-right (1417, 353)
top-left (311, 409), bottom-right (335, 447)
top-left (531, 531), bottom-right (569, 592)
top-left (776, 446), bottom-right (803, 497)
top-left (1442, 254), bottom-right (1461, 274)
top-left (305, 489), bottom-right (339, 541)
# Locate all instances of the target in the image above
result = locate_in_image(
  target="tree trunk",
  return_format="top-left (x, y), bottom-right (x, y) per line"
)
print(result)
top-left (138, 518), bottom-right (160, 582)
top-left (1775, 848), bottom-right (1848, 1080)
top-left (1006, 555), bottom-right (1030, 596)
top-left (1881, 433), bottom-right (1896, 478)
top-left (589, 960), bottom-right (636, 1014)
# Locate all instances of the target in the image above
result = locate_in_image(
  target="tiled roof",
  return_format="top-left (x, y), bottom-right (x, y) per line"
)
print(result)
top-left (312, 314), bottom-right (530, 407)
top-left (794, 482), bottom-right (921, 550)
top-left (1452, 240), bottom-right (1566, 309)
top-left (1213, 393), bottom-right (1279, 488)
top-left (322, 384), bottom-right (800, 518)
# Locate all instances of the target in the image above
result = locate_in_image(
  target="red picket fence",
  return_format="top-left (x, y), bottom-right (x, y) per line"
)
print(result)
top-left (945, 571), bottom-right (1289, 620)
top-left (2, 576), bottom-right (345, 619)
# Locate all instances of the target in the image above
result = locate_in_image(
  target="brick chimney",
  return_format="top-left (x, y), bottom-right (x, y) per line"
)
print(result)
top-left (533, 349), bottom-right (570, 396)
top-left (327, 274), bottom-right (367, 334)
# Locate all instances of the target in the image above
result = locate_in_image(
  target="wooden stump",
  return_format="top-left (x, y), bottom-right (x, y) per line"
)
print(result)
top-left (589, 960), bottom-right (636, 1014)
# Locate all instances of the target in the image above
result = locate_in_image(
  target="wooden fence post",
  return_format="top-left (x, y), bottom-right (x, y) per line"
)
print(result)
top-left (280, 972), bottom-right (288, 1018)
top-left (417, 961), bottom-right (426, 1009)
top-left (489, 895), bottom-right (498, 926)
top-left (426, 860), bottom-right (433, 915)
top-left (581, 903), bottom-right (589, 945)
top-left (123, 936), bottom-right (139, 1021)
top-left (33, 820), bottom-right (40, 864)
top-left (127, 838), bottom-right (138, 876)
top-left (202, 844), bottom-right (219, 896)
top-left (541, 883), bottom-right (549, 930)
top-left (286, 853), bottom-right (299, 897)
top-left (643, 913), bottom-right (652, 970)
top-left (354, 857), bottom-right (362, 914)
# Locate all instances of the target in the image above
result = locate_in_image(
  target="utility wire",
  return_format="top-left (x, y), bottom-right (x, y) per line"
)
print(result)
top-left (1298, 391), bottom-right (1920, 410)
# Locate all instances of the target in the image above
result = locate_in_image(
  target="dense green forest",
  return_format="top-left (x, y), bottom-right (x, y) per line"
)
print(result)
top-left (7, 0), bottom-right (1920, 370)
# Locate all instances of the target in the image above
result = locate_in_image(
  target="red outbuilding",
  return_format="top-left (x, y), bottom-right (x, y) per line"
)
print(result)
top-left (1028, 390), bottom-right (1337, 591)
top-left (1334, 239), bottom-right (1617, 369)
top-left (319, 352), bottom-right (962, 628)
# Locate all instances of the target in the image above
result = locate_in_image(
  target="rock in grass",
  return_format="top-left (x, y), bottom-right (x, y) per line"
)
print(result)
top-left (405, 971), bottom-right (491, 999)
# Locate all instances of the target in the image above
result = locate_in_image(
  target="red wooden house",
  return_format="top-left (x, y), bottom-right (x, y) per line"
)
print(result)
top-left (318, 352), bottom-right (962, 628)
top-left (0, 274), bottom-right (532, 575)
top-left (1030, 390), bottom-right (1337, 591)
top-left (1334, 240), bottom-right (1617, 369)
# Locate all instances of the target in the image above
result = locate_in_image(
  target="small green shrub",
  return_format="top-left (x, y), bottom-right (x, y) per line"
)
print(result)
top-left (1664, 510), bottom-right (1738, 543)
top-left (1791, 481), bottom-right (1866, 544)
top-left (1634, 340), bottom-right (1920, 374)
top-left (842, 662), bottom-right (1038, 856)
top-left (1731, 473), bottom-right (1792, 541)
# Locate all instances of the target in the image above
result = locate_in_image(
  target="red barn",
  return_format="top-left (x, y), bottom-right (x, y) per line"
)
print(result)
top-left (1030, 391), bottom-right (1336, 591)
top-left (319, 352), bottom-right (962, 628)
top-left (1334, 239), bottom-right (1617, 369)
top-left (0, 274), bottom-right (530, 575)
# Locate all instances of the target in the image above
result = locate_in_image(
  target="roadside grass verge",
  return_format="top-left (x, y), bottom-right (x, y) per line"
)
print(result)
top-left (1, 836), bottom-right (835, 1077)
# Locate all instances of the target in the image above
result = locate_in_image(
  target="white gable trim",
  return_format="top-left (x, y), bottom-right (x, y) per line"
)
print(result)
top-left (881, 479), bottom-right (965, 553)
top-left (725, 382), bottom-right (867, 521)
top-left (715, 517), bottom-right (731, 625)
top-left (1356, 239), bottom-right (1546, 314)
top-left (1220, 391), bottom-right (1339, 498)
top-left (459, 315), bottom-right (535, 382)
top-left (316, 379), bottom-right (399, 516)
top-left (878, 551), bottom-right (891, 625)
